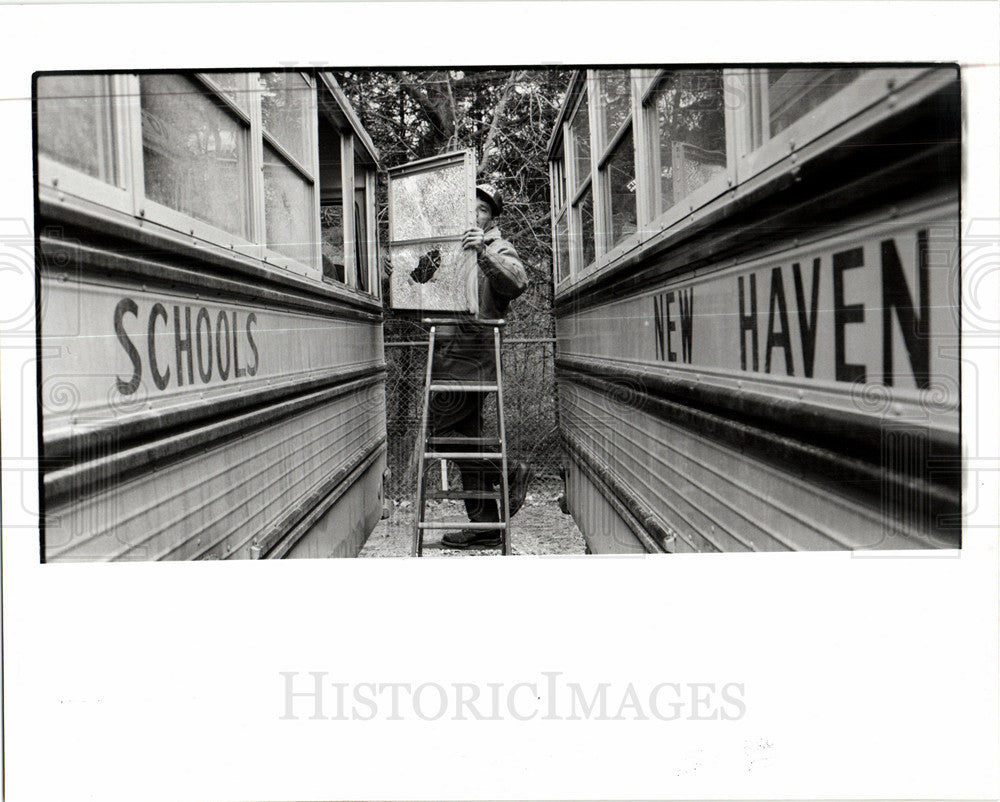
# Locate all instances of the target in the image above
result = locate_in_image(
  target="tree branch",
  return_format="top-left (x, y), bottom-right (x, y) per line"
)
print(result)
top-left (478, 70), bottom-right (524, 177)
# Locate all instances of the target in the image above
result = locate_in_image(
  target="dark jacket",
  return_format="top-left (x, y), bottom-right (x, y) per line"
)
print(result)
top-left (433, 226), bottom-right (528, 381)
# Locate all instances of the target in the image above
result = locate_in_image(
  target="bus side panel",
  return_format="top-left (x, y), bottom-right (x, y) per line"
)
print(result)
top-left (554, 202), bottom-right (959, 553)
top-left (282, 455), bottom-right (386, 559)
top-left (40, 239), bottom-right (387, 562)
top-left (560, 382), bottom-right (931, 553)
top-left (564, 458), bottom-right (647, 555)
top-left (44, 382), bottom-right (385, 562)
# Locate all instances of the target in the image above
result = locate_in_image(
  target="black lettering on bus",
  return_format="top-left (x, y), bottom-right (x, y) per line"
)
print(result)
top-left (881, 232), bottom-right (930, 389)
top-left (738, 274), bottom-right (758, 372)
top-left (174, 305), bottom-right (194, 387)
top-left (114, 297), bottom-right (141, 396)
top-left (232, 310), bottom-right (246, 378)
top-left (246, 312), bottom-right (259, 376)
top-left (765, 266), bottom-right (793, 376)
top-left (216, 310), bottom-right (231, 381)
top-left (195, 307), bottom-right (213, 384)
top-left (792, 259), bottom-right (821, 379)
top-left (653, 294), bottom-right (665, 361)
top-left (678, 288), bottom-right (694, 364)
top-left (664, 291), bottom-right (677, 361)
top-left (832, 248), bottom-right (866, 384)
top-left (148, 302), bottom-right (170, 391)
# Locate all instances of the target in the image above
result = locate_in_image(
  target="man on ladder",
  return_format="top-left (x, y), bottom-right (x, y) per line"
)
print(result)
top-left (427, 183), bottom-right (533, 549)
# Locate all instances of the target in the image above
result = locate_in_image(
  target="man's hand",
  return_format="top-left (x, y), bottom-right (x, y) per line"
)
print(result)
top-left (461, 227), bottom-right (486, 254)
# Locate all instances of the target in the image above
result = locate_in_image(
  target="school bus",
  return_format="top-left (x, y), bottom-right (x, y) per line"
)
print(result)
top-left (547, 66), bottom-right (960, 552)
top-left (35, 70), bottom-right (387, 560)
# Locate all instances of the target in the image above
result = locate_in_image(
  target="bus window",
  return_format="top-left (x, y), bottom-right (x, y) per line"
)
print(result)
top-left (600, 123), bottom-right (637, 250)
top-left (140, 73), bottom-right (253, 241)
top-left (263, 142), bottom-right (316, 269)
top-left (596, 70), bottom-right (637, 252)
top-left (573, 185), bottom-right (596, 269)
top-left (554, 211), bottom-right (570, 283)
top-left (37, 74), bottom-right (118, 184)
top-left (354, 194), bottom-right (368, 292)
top-left (202, 71), bottom-right (251, 113)
top-left (598, 70), bottom-right (631, 146)
top-left (736, 67), bottom-right (932, 183)
top-left (551, 155), bottom-right (566, 211)
top-left (259, 71), bottom-right (313, 167)
top-left (643, 70), bottom-right (727, 220)
top-left (321, 201), bottom-right (346, 283)
top-left (258, 72), bottom-right (318, 271)
top-left (569, 91), bottom-right (591, 194)
top-left (753, 67), bottom-right (865, 147)
top-left (318, 114), bottom-right (346, 283)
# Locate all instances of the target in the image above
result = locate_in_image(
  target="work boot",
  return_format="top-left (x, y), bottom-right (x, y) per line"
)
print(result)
top-left (507, 461), bottom-right (534, 518)
top-left (441, 528), bottom-right (502, 549)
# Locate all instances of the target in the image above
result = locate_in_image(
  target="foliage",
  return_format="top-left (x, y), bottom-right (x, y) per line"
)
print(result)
top-left (332, 68), bottom-right (571, 339)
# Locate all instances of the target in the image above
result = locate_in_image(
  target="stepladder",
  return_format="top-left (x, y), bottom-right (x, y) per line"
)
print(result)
top-left (412, 317), bottom-right (512, 556)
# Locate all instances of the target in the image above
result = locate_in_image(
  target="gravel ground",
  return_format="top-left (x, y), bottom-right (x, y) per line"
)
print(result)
top-left (359, 480), bottom-right (586, 557)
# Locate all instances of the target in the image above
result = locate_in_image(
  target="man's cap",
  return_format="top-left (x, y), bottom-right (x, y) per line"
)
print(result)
top-left (476, 184), bottom-right (503, 216)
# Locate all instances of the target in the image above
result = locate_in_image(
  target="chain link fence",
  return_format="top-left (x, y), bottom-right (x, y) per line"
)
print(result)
top-left (383, 338), bottom-right (562, 500)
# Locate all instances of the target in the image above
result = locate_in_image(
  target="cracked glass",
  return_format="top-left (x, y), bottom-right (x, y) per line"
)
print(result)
top-left (390, 162), bottom-right (470, 241)
top-left (388, 151), bottom-right (475, 311)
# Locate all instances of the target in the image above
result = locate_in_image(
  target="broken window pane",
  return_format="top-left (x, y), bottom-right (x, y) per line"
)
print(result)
top-left (354, 192), bottom-right (368, 292)
top-left (388, 150), bottom-right (475, 312)
top-left (390, 162), bottom-right (470, 241)
top-left (389, 240), bottom-right (476, 312)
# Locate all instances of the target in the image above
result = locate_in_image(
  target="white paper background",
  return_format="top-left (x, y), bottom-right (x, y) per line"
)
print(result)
top-left (1, 2), bottom-right (998, 800)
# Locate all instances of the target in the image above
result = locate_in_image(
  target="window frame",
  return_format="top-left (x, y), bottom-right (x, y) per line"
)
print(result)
top-left (550, 65), bottom-right (956, 298)
top-left (385, 148), bottom-right (478, 313)
top-left (566, 77), bottom-right (600, 274)
top-left (592, 71), bottom-right (642, 265)
top-left (256, 70), bottom-right (321, 279)
top-left (36, 70), bottom-right (387, 293)
top-left (731, 67), bottom-right (932, 183)
top-left (315, 71), bottom-right (382, 298)
top-left (339, 129), bottom-right (357, 289)
top-left (567, 88), bottom-right (592, 198)
top-left (636, 67), bottom-right (736, 237)
top-left (549, 153), bottom-right (570, 286)
top-left (569, 179), bottom-right (595, 276)
top-left (361, 166), bottom-right (379, 298)
top-left (130, 72), bottom-right (265, 266)
top-left (36, 73), bottom-right (136, 216)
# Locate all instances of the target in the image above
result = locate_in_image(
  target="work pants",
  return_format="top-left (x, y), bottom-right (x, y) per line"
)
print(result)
top-left (427, 389), bottom-right (504, 523)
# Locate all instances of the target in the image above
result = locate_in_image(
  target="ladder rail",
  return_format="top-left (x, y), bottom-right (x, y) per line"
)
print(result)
top-left (411, 325), bottom-right (438, 557)
top-left (494, 325), bottom-right (511, 555)
top-left (413, 318), bottom-right (512, 556)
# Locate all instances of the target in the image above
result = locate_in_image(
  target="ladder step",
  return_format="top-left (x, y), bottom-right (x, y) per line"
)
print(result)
top-left (427, 490), bottom-right (502, 501)
top-left (424, 452), bottom-right (503, 460)
top-left (430, 382), bottom-right (498, 392)
top-left (426, 436), bottom-right (502, 448)
top-left (418, 521), bottom-right (507, 531)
